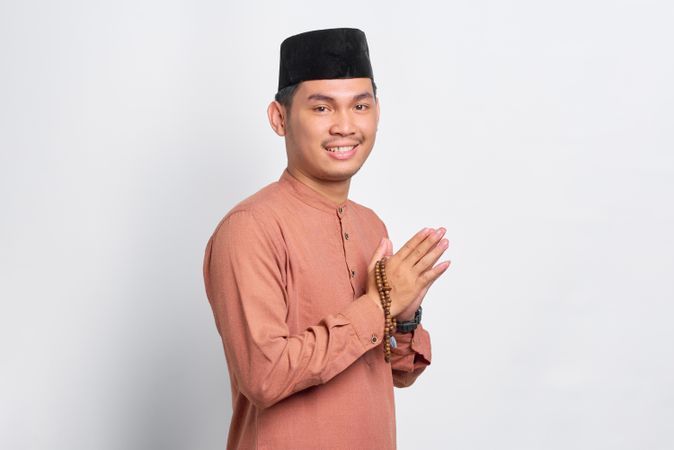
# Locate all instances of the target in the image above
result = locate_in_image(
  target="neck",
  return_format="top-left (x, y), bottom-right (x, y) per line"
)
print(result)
top-left (287, 167), bottom-right (351, 205)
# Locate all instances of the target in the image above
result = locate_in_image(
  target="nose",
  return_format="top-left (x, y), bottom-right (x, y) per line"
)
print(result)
top-left (329, 109), bottom-right (356, 136)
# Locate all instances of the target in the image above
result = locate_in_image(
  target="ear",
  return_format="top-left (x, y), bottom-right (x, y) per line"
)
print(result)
top-left (267, 101), bottom-right (287, 136)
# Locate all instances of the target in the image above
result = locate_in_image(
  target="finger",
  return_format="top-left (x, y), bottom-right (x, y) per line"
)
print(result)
top-left (414, 238), bottom-right (449, 274)
top-left (384, 238), bottom-right (393, 257)
top-left (420, 260), bottom-right (451, 285)
top-left (405, 227), bottom-right (446, 266)
top-left (368, 237), bottom-right (387, 271)
top-left (396, 228), bottom-right (433, 261)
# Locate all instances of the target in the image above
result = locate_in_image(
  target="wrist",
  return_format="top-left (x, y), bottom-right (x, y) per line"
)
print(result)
top-left (395, 306), bottom-right (422, 333)
top-left (396, 313), bottom-right (415, 322)
top-left (367, 290), bottom-right (384, 313)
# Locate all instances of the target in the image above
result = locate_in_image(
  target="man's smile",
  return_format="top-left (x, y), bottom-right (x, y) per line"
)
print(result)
top-left (323, 143), bottom-right (359, 159)
top-left (324, 144), bottom-right (357, 153)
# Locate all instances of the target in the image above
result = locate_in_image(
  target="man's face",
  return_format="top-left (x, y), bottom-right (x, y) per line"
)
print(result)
top-left (281, 78), bottom-right (380, 183)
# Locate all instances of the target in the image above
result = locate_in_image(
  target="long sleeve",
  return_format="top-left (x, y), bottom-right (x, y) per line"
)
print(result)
top-left (203, 209), bottom-right (386, 410)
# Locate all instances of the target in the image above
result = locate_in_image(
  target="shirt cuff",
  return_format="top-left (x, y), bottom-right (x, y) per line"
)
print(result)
top-left (338, 294), bottom-right (386, 352)
top-left (390, 323), bottom-right (432, 372)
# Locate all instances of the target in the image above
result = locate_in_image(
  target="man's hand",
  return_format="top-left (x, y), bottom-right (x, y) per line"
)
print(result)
top-left (366, 228), bottom-right (450, 318)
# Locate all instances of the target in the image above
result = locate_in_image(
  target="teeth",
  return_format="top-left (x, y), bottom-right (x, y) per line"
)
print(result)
top-left (326, 145), bottom-right (355, 153)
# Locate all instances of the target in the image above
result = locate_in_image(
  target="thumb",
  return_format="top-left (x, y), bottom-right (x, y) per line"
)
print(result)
top-left (384, 237), bottom-right (393, 257)
top-left (368, 237), bottom-right (388, 271)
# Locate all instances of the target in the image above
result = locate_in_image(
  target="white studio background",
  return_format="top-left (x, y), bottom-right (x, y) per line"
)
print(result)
top-left (1, 1), bottom-right (673, 449)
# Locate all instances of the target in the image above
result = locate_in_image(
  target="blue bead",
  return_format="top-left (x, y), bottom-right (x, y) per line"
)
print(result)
top-left (390, 335), bottom-right (397, 349)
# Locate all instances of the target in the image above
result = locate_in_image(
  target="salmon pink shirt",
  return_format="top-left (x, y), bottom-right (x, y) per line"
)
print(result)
top-left (203, 168), bottom-right (432, 449)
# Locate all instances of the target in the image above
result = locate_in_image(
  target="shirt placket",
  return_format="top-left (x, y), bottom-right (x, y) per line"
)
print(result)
top-left (336, 205), bottom-right (357, 299)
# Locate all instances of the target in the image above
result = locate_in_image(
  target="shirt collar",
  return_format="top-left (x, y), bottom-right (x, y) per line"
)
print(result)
top-left (278, 168), bottom-right (349, 217)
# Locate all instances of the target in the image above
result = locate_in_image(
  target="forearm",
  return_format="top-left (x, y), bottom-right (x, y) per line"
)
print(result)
top-left (209, 287), bottom-right (385, 409)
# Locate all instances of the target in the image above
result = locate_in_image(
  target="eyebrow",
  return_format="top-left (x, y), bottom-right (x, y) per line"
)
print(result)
top-left (306, 92), bottom-right (374, 102)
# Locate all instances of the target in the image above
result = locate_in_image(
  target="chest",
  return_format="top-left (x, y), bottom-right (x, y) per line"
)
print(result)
top-left (281, 211), bottom-right (381, 330)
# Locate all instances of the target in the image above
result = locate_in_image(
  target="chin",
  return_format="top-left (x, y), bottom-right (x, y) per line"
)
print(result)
top-left (320, 164), bottom-right (365, 181)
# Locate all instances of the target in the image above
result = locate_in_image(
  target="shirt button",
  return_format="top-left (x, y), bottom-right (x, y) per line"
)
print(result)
top-left (344, 232), bottom-right (349, 240)
top-left (338, 207), bottom-right (343, 214)
top-left (350, 269), bottom-right (356, 278)
top-left (370, 334), bottom-right (378, 344)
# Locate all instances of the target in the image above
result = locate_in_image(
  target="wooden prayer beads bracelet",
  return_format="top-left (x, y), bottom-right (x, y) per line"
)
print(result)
top-left (375, 257), bottom-right (397, 363)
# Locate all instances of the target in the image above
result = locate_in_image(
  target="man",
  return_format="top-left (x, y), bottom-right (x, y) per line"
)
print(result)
top-left (203, 28), bottom-right (450, 449)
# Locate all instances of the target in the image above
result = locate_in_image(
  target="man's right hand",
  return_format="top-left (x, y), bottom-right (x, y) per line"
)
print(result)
top-left (366, 228), bottom-right (450, 317)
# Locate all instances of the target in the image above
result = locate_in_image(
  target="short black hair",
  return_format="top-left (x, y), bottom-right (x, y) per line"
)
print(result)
top-left (274, 79), bottom-right (378, 112)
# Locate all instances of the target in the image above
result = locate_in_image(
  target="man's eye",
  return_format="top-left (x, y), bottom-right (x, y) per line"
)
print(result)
top-left (355, 104), bottom-right (370, 111)
top-left (313, 106), bottom-right (328, 112)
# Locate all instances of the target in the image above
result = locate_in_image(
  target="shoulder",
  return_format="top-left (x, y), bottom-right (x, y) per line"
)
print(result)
top-left (227, 180), bottom-right (285, 219)
top-left (209, 181), bottom-right (286, 244)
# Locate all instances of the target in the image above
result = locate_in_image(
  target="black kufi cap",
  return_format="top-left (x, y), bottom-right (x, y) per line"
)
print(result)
top-left (278, 28), bottom-right (374, 91)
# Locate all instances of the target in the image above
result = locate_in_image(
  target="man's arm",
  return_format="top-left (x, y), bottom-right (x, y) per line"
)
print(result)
top-left (203, 209), bottom-right (385, 410)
